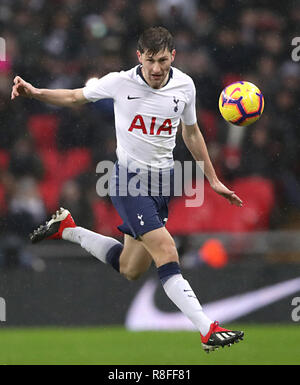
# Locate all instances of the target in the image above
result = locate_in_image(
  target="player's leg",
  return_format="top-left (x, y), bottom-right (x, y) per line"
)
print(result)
top-left (30, 208), bottom-right (152, 279)
top-left (64, 227), bottom-right (152, 279)
top-left (30, 207), bottom-right (123, 267)
top-left (119, 234), bottom-right (152, 281)
top-left (140, 226), bottom-right (212, 335)
top-left (140, 226), bottom-right (244, 352)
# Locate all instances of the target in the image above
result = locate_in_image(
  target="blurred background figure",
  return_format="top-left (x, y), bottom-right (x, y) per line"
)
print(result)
top-left (59, 179), bottom-right (94, 230)
top-left (9, 136), bottom-right (44, 180)
top-left (0, 176), bottom-right (46, 270)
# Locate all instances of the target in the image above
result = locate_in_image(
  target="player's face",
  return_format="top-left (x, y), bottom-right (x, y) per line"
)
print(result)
top-left (137, 49), bottom-right (176, 89)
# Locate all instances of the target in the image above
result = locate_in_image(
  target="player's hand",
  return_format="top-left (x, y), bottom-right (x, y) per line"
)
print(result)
top-left (210, 180), bottom-right (243, 207)
top-left (11, 76), bottom-right (36, 100)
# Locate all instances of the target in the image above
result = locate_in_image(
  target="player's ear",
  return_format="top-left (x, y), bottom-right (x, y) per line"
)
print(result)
top-left (171, 49), bottom-right (176, 63)
top-left (136, 50), bottom-right (143, 64)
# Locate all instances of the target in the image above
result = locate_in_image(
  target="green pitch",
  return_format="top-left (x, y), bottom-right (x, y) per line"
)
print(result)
top-left (0, 325), bottom-right (298, 365)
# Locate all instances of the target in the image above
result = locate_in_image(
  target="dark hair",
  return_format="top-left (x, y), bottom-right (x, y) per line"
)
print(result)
top-left (137, 26), bottom-right (175, 55)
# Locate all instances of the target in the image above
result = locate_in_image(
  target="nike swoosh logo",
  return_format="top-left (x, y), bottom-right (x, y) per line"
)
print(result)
top-left (127, 96), bottom-right (142, 100)
top-left (125, 276), bottom-right (300, 330)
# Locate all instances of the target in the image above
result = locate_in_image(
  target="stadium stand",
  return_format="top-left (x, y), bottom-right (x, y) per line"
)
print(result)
top-left (0, 0), bottom-right (299, 241)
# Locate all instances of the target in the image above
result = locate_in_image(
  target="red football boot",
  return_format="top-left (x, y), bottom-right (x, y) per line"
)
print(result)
top-left (30, 207), bottom-right (76, 244)
top-left (201, 321), bottom-right (244, 353)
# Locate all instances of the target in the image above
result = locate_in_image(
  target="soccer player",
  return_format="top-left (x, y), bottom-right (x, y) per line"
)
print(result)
top-left (11, 27), bottom-right (244, 353)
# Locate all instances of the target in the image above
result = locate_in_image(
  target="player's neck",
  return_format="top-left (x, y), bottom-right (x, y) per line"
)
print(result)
top-left (141, 66), bottom-right (170, 89)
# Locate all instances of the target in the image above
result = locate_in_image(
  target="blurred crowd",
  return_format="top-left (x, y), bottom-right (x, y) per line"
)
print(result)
top-left (1, 0), bottom-right (300, 266)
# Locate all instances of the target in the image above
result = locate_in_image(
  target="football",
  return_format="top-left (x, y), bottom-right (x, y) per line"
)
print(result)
top-left (218, 81), bottom-right (264, 126)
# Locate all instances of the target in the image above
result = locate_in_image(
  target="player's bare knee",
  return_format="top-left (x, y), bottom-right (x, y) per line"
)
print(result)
top-left (154, 241), bottom-right (179, 266)
top-left (128, 271), bottom-right (142, 281)
top-left (123, 270), bottom-right (142, 281)
top-left (119, 265), bottom-right (141, 281)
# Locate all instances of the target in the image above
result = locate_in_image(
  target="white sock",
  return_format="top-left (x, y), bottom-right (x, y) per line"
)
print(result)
top-left (162, 274), bottom-right (212, 335)
top-left (62, 226), bottom-right (122, 265)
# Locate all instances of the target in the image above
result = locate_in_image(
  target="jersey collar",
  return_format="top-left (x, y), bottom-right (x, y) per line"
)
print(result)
top-left (136, 65), bottom-right (173, 88)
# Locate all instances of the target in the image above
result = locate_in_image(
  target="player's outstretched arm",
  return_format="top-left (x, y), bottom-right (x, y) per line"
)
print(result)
top-left (11, 76), bottom-right (88, 107)
top-left (182, 122), bottom-right (243, 207)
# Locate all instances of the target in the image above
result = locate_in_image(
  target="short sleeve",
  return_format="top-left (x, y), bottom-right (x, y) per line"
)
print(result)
top-left (82, 72), bottom-right (121, 102)
top-left (181, 78), bottom-right (197, 126)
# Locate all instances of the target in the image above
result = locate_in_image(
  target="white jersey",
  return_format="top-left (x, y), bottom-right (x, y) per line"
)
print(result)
top-left (83, 65), bottom-right (197, 170)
